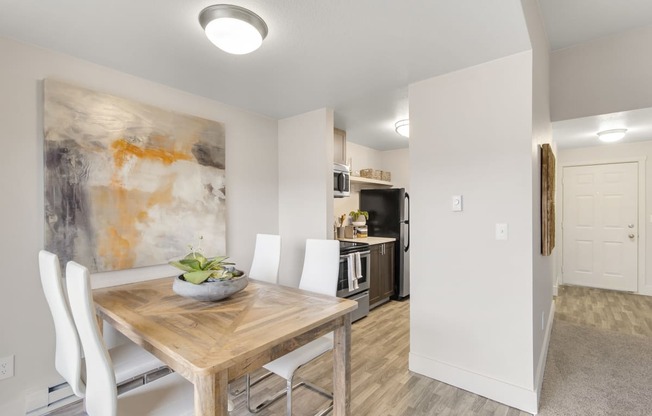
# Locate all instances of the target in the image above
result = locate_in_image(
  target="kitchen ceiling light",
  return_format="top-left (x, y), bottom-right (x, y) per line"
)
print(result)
top-left (597, 128), bottom-right (627, 143)
top-left (199, 4), bottom-right (268, 55)
top-left (395, 119), bottom-right (409, 138)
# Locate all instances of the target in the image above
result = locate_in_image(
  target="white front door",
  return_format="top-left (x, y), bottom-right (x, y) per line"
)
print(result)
top-left (562, 163), bottom-right (638, 292)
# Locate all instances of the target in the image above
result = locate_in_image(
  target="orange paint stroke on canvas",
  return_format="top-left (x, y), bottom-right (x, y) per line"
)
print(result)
top-left (98, 137), bottom-right (190, 269)
top-left (96, 173), bottom-right (178, 270)
top-left (111, 138), bottom-right (192, 168)
top-left (95, 186), bottom-right (141, 269)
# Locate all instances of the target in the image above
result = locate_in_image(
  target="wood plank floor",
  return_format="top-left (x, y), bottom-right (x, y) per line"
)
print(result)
top-left (229, 300), bottom-right (527, 416)
top-left (52, 285), bottom-right (652, 415)
top-left (555, 285), bottom-right (652, 337)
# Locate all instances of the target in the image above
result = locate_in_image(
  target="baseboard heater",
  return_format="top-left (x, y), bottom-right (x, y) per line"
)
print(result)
top-left (26, 366), bottom-right (172, 415)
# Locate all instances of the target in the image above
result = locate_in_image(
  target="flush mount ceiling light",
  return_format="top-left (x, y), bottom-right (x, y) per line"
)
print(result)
top-left (395, 119), bottom-right (409, 138)
top-left (199, 4), bottom-right (268, 55)
top-left (597, 128), bottom-right (627, 143)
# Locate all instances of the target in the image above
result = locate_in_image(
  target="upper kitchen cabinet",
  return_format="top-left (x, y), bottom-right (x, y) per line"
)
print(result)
top-left (334, 128), bottom-right (347, 165)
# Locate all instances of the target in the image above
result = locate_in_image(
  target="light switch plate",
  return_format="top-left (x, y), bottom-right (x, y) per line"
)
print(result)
top-left (452, 195), bottom-right (463, 212)
top-left (496, 223), bottom-right (508, 240)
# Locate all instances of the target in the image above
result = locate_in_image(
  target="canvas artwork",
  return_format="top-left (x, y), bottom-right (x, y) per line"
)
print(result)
top-left (541, 143), bottom-right (556, 256)
top-left (44, 79), bottom-right (226, 272)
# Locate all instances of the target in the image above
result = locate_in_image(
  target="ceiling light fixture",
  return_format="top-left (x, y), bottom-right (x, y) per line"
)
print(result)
top-left (395, 119), bottom-right (409, 138)
top-left (199, 4), bottom-right (268, 55)
top-left (597, 128), bottom-right (627, 143)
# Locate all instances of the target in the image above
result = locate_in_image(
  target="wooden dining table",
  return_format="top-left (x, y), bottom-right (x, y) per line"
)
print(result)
top-left (93, 277), bottom-right (357, 416)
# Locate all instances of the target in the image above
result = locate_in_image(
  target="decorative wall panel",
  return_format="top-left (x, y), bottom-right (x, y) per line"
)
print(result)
top-left (541, 143), bottom-right (555, 256)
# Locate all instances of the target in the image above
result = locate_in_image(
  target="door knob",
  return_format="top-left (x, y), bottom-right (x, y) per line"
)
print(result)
top-left (628, 224), bottom-right (635, 228)
top-left (629, 234), bottom-right (635, 239)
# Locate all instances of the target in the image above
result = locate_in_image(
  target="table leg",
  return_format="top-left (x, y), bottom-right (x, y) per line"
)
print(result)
top-left (333, 313), bottom-right (351, 415)
top-left (195, 371), bottom-right (228, 416)
top-left (95, 314), bottom-right (103, 336)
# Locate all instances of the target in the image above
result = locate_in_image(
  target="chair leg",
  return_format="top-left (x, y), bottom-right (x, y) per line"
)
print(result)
top-left (286, 376), bottom-right (293, 416)
top-left (245, 373), bottom-right (257, 413)
top-left (231, 370), bottom-right (273, 397)
top-left (247, 370), bottom-right (333, 416)
top-left (247, 372), bottom-right (288, 414)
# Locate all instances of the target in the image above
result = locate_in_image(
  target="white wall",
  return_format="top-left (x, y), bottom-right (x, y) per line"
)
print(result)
top-left (333, 141), bottom-right (382, 220)
top-left (557, 141), bottom-right (652, 295)
top-left (333, 144), bottom-right (410, 225)
top-left (522, 0), bottom-right (555, 400)
top-left (347, 141), bottom-right (383, 177)
top-left (408, 51), bottom-right (538, 413)
top-left (381, 148), bottom-right (410, 192)
top-left (278, 109), bottom-right (334, 287)
top-left (0, 37), bottom-right (279, 415)
top-left (551, 26), bottom-right (652, 122)
top-left (333, 141), bottom-right (383, 219)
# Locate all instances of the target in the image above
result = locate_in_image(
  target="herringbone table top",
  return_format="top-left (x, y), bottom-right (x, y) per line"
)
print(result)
top-left (93, 278), bottom-right (357, 378)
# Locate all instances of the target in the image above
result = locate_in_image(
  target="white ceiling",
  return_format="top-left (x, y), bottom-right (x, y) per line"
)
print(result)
top-left (553, 107), bottom-right (652, 150)
top-left (1, 1), bottom-right (651, 150)
top-left (539, 0), bottom-right (652, 50)
top-left (0, 0), bottom-right (531, 150)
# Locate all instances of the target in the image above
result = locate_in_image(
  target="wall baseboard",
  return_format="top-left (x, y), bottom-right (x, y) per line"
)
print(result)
top-left (535, 300), bottom-right (555, 403)
top-left (637, 285), bottom-right (652, 297)
top-left (25, 384), bottom-right (78, 416)
top-left (553, 284), bottom-right (558, 297)
top-left (409, 353), bottom-right (538, 414)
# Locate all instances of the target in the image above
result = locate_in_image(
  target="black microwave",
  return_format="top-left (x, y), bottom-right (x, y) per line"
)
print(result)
top-left (333, 163), bottom-right (350, 198)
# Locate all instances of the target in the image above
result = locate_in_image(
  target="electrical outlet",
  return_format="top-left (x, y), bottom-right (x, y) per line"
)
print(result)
top-left (0, 355), bottom-right (14, 380)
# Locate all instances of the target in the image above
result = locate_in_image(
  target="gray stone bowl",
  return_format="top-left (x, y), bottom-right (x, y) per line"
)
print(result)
top-left (172, 272), bottom-right (248, 302)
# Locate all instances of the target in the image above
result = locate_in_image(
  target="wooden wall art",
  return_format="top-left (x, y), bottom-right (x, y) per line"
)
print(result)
top-left (541, 143), bottom-right (556, 256)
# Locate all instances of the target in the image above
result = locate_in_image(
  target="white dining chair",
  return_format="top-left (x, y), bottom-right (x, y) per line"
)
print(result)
top-left (246, 239), bottom-right (339, 416)
top-left (65, 260), bottom-right (196, 416)
top-left (232, 234), bottom-right (282, 397)
top-left (248, 233), bottom-right (281, 283)
top-left (38, 250), bottom-right (169, 398)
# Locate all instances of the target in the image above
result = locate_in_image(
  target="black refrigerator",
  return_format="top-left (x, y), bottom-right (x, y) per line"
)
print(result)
top-left (360, 188), bottom-right (410, 299)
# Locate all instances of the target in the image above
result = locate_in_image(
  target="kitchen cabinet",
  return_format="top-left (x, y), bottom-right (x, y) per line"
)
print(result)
top-left (334, 128), bottom-right (346, 164)
top-left (369, 242), bottom-right (395, 308)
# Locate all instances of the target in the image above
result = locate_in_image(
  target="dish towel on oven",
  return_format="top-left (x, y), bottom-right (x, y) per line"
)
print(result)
top-left (354, 252), bottom-right (362, 280)
top-left (347, 253), bottom-right (359, 291)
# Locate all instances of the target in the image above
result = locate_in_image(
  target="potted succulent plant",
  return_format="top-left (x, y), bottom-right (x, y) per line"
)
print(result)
top-left (169, 240), bottom-right (248, 301)
top-left (349, 210), bottom-right (369, 226)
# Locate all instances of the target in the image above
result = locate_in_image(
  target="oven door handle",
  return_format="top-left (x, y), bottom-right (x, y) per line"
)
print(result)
top-left (340, 250), bottom-right (371, 258)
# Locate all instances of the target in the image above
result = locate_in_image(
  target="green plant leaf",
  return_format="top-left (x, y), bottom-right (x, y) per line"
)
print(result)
top-left (183, 270), bottom-right (214, 284)
top-left (169, 260), bottom-right (197, 272)
top-left (205, 258), bottom-right (234, 270)
top-left (179, 258), bottom-right (202, 270)
top-left (349, 210), bottom-right (369, 220)
top-left (184, 252), bottom-right (208, 268)
top-left (207, 255), bottom-right (229, 263)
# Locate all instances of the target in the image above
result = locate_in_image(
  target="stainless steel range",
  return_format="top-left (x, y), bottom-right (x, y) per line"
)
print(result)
top-left (338, 241), bottom-right (370, 322)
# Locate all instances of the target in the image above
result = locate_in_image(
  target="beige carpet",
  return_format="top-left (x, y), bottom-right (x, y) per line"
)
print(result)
top-left (538, 320), bottom-right (652, 416)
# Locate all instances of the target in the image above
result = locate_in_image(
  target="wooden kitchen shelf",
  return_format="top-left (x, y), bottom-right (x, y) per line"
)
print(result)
top-left (350, 176), bottom-right (393, 186)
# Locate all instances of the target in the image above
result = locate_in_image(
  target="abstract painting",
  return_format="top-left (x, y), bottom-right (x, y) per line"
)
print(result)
top-left (541, 143), bottom-right (555, 256)
top-left (44, 79), bottom-right (226, 272)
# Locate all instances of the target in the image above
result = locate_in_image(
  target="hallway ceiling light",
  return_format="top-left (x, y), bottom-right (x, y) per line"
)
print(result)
top-left (199, 4), bottom-right (268, 55)
top-left (597, 128), bottom-right (627, 143)
top-left (395, 119), bottom-right (409, 138)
